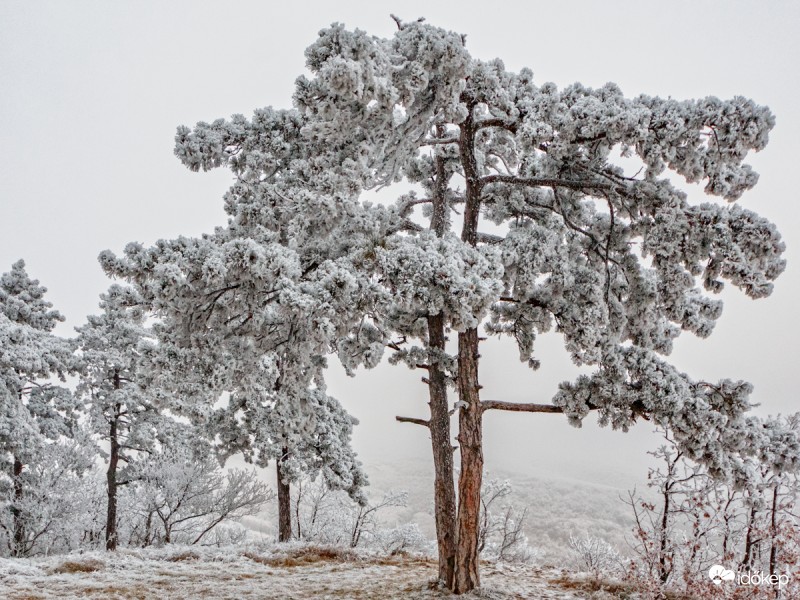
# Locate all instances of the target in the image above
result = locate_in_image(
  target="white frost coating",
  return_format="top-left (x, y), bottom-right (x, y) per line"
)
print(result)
top-left (377, 231), bottom-right (502, 332)
top-left (74, 284), bottom-right (168, 476)
top-left (102, 18), bottom-right (796, 487)
top-left (0, 261), bottom-right (76, 465)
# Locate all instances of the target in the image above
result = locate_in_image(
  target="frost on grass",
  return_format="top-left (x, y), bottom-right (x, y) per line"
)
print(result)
top-left (0, 543), bottom-right (591, 599)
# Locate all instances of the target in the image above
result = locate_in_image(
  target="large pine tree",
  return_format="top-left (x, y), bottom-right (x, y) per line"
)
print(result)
top-left (103, 18), bottom-right (800, 592)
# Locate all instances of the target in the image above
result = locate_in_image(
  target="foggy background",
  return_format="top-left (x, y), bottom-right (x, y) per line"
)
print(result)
top-left (2, 1), bottom-right (798, 504)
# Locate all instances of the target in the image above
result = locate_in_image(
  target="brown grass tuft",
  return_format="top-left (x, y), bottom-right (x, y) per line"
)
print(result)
top-left (244, 545), bottom-right (359, 568)
top-left (166, 550), bottom-right (200, 562)
top-left (50, 558), bottom-right (105, 574)
top-left (549, 574), bottom-right (632, 596)
top-left (372, 555), bottom-right (435, 568)
top-left (549, 573), bottom-right (697, 600)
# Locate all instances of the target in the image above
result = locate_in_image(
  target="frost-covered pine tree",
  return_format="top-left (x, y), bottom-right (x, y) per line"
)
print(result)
top-left (75, 284), bottom-right (167, 551)
top-left (0, 430), bottom-right (98, 556)
top-left (104, 17), bottom-right (800, 593)
top-left (199, 352), bottom-right (367, 542)
top-left (278, 18), bottom-right (798, 592)
top-left (99, 99), bottom-right (382, 541)
top-left (0, 260), bottom-right (76, 556)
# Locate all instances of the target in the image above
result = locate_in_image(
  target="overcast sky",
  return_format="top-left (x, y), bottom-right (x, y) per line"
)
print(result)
top-left (1, 1), bottom-right (798, 488)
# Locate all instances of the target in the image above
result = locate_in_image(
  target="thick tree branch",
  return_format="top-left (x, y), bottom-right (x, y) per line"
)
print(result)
top-left (475, 118), bottom-right (518, 133)
top-left (386, 219), bottom-right (425, 235)
top-left (498, 295), bottom-right (549, 310)
top-left (480, 400), bottom-right (564, 413)
top-left (476, 232), bottom-right (504, 245)
top-left (481, 398), bottom-right (650, 419)
top-left (396, 415), bottom-right (430, 428)
top-left (479, 174), bottom-right (613, 193)
top-left (421, 137), bottom-right (460, 146)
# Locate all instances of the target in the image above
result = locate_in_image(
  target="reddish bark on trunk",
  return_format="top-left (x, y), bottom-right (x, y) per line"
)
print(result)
top-left (453, 328), bottom-right (483, 594)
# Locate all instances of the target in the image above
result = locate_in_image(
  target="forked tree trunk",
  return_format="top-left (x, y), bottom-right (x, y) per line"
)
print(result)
top-left (428, 313), bottom-right (457, 587)
top-left (277, 446), bottom-right (292, 542)
top-left (453, 327), bottom-right (483, 594)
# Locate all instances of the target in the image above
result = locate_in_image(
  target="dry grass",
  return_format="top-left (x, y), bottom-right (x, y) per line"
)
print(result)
top-left (49, 558), bottom-right (105, 574)
top-left (244, 544), bottom-right (359, 568)
top-left (372, 555), bottom-right (436, 568)
top-left (548, 573), bottom-right (698, 600)
top-left (166, 550), bottom-right (200, 562)
top-left (3, 547), bottom-right (587, 599)
top-left (78, 586), bottom-right (148, 599)
top-left (549, 574), bottom-right (640, 597)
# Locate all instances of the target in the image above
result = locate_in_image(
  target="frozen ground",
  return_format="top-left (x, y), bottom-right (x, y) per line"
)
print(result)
top-left (0, 544), bottom-right (619, 599)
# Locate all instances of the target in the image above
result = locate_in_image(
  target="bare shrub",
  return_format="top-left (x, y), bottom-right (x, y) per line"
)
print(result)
top-left (568, 533), bottom-right (622, 577)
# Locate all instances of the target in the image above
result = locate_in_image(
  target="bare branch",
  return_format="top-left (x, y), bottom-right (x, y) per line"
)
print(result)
top-left (481, 398), bottom-right (650, 419)
top-left (481, 400), bottom-right (564, 414)
top-left (395, 416), bottom-right (430, 428)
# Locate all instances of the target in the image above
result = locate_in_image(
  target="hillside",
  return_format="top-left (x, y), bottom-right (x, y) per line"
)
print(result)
top-left (357, 458), bottom-right (637, 564)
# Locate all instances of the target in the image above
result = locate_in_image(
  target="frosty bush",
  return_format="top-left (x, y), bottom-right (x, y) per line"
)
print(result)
top-left (478, 478), bottom-right (537, 564)
top-left (126, 445), bottom-right (273, 547)
top-left (290, 477), bottom-right (428, 553)
top-left (568, 533), bottom-right (623, 577)
top-left (0, 435), bottom-right (101, 557)
top-left (373, 523), bottom-right (431, 556)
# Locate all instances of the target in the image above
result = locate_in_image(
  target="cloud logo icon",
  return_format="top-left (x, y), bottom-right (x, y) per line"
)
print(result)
top-left (708, 564), bottom-right (735, 585)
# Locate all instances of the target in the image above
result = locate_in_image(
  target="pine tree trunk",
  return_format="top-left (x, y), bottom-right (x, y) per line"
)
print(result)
top-left (659, 484), bottom-right (671, 583)
top-left (742, 504), bottom-right (758, 569)
top-left (106, 409), bottom-right (120, 551)
top-left (769, 483), bottom-right (779, 578)
top-left (277, 446), bottom-right (292, 542)
top-left (143, 511), bottom-right (153, 547)
top-left (427, 313), bottom-right (457, 587)
top-left (453, 327), bottom-right (483, 594)
top-left (106, 369), bottom-right (122, 551)
top-left (426, 140), bottom-right (457, 588)
top-left (11, 454), bottom-right (25, 556)
top-left (452, 101), bottom-right (484, 594)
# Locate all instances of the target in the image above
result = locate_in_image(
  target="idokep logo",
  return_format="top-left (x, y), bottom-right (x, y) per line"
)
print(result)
top-left (708, 565), bottom-right (735, 585)
top-left (708, 564), bottom-right (790, 588)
